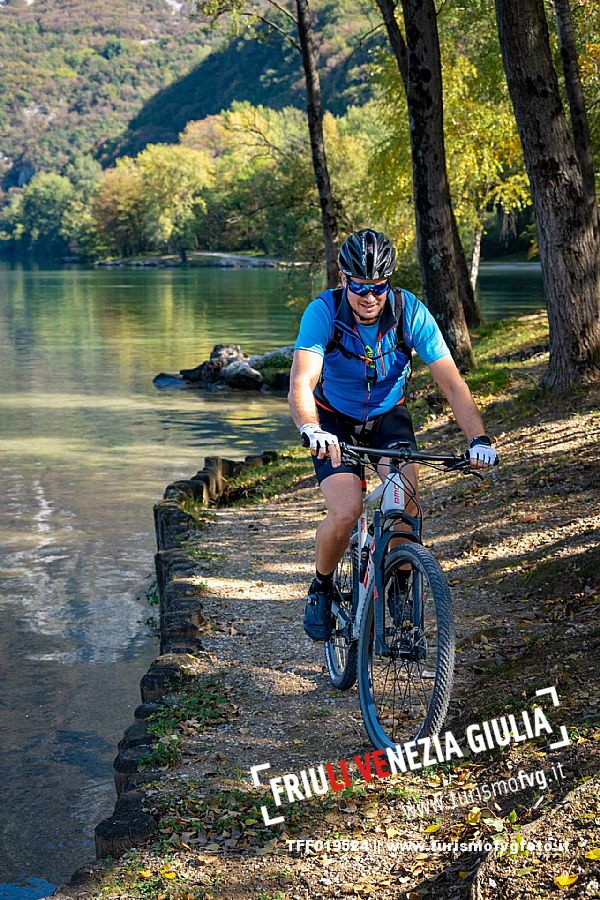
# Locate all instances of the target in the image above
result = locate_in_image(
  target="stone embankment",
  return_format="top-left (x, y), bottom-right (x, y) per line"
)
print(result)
top-left (49, 449), bottom-right (278, 896)
top-left (154, 343), bottom-right (293, 393)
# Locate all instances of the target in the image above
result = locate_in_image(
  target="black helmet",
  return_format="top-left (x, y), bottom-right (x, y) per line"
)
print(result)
top-left (338, 228), bottom-right (396, 279)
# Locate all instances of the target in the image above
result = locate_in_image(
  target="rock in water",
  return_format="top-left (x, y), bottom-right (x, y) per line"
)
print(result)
top-left (210, 344), bottom-right (247, 363)
top-left (181, 344), bottom-right (248, 384)
top-left (220, 360), bottom-right (264, 389)
top-left (153, 373), bottom-right (191, 389)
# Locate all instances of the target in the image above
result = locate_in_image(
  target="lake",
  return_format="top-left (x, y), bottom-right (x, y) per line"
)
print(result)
top-left (0, 261), bottom-right (544, 898)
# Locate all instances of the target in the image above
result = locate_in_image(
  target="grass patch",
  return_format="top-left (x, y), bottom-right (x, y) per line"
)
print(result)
top-left (139, 677), bottom-right (233, 771)
top-left (218, 447), bottom-right (313, 506)
top-left (178, 497), bottom-right (215, 524)
top-left (181, 547), bottom-right (225, 563)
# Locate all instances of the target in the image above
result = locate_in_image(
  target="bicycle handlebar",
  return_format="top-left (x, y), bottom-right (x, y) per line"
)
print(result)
top-left (301, 435), bottom-right (494, 479)
top-left (338, 441), bottom-right (489, 480)
top-left (339, 441), bottom-right (467, 467)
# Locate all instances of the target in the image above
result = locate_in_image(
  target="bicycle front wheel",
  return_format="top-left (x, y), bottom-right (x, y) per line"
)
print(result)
top-left (325, 532), bottom-right (359, 690)
top-left (357, 543), bottom-right (455, 750)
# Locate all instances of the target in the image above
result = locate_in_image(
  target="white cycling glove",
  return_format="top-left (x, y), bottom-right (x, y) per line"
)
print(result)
top-left (469, 436), bottom-right (497, 467)
top-left (300, 423), bottom-right (340, 455)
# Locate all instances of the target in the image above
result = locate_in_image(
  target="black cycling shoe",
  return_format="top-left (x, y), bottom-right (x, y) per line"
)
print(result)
top-left (303, 578), bottom-right (337, 642)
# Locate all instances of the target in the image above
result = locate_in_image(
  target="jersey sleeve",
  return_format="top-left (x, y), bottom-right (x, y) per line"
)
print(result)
top-left (293, 297), bottom-right (333, 357)
top-left (404, 291), bottom-right (451, 365)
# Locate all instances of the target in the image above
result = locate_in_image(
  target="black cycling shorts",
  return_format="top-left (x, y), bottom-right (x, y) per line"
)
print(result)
top-left (312, 403), bottom-right (417, 485)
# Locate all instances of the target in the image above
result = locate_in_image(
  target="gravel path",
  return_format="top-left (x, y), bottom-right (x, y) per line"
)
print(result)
top-left (136, 383), bottom-right (599, 899)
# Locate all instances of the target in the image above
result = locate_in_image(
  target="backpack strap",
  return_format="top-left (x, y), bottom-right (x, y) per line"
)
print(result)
top-left (323, 287), bottom-right (348, 357)
top-left (324, 287), bottom-right (413, 363)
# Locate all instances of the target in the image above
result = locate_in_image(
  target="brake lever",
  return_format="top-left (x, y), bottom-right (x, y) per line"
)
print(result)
top-left (444, 457), bottom-right (485, 481)
top-left (341, 446), bottom-right (361, 466)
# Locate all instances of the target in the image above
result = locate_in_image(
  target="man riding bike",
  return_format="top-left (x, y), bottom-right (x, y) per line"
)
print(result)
top-left (288, 228), bottom-right (497, 642)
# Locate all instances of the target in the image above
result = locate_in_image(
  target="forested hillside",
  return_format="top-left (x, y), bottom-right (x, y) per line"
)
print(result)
top-left (1, 0), bottom-right (598, 284)
top-left (0, 0), bottom-right (380, 187)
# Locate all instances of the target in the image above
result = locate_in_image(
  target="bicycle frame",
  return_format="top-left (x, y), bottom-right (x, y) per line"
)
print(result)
top-left (351, 458), bottom-right (424, 656)
top-left (334, 440), bottom-right (472, 659)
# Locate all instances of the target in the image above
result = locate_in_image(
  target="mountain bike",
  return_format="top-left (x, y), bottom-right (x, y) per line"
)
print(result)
top-left (324, 441), bottom-right (484, 751)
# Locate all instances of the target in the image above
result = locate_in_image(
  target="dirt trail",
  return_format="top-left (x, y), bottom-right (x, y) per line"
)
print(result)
top-left (126, 382), bottom-right (599, 899)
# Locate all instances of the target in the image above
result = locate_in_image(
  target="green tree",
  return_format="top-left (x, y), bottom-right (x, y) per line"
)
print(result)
top-left (371, 4), bottom-right (531, 286)
top-left (134, 143), bottom-right (213, 260)
top-left (90, 158), bottom-right (147, 256)
top-left (181, 102), bottom-right (319, 258)
top-left (0, 172), bottom-right (74, 255)
top-left (195, 0), bottom-right (340, 285)
top-left (64, 155), bottom-right (103, 202)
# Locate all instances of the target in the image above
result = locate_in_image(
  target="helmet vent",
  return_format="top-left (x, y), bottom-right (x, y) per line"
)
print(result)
top-left (338, 228), bottom-right (396, 280)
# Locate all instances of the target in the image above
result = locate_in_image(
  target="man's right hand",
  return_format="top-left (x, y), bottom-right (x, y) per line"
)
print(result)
top-left (300, 423), bottom-right (341, 466)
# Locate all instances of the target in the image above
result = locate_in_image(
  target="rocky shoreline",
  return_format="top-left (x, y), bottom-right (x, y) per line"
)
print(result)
top-left (92, 252), bottom-right (308, 270)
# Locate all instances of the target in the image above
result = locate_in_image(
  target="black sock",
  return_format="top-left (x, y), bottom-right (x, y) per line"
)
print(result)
top-left (315, 569), bottom-right (334, 588)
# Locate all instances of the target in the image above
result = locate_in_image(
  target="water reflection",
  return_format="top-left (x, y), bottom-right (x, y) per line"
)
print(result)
top-left (477, 262), bottom-right (545, 320)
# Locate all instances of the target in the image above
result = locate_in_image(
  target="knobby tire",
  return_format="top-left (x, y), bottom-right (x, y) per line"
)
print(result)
top-left (357, 543), bottom-right (455, 751)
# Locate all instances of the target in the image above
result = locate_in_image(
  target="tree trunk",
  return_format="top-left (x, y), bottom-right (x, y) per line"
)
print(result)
top-left (451, 206), bottom-right (482, 326)
top-left (376, 0), bottom-right (479, 355)
top-left (495, 0), bottom-right (600, 390)
top-left (470, 220), bottom-right (484, 290)
top-left (397, 0), bottom-right (474, 368)
top-left (295, 0), bottom-right (339, 287)
top-left (552, 0), bottom-right (598, 232)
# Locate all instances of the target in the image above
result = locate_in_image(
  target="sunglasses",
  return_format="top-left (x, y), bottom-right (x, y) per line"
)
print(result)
top-left (347, 278), bottom-right (389, 297)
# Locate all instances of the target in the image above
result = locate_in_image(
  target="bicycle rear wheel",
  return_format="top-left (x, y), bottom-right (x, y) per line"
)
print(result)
top-left (325, 532), bottom-right (359, 690)
top-left (357, 543), bottom-right (454, 750)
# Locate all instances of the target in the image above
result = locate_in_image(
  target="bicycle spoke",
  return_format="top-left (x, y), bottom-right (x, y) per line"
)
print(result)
top-left (363, 550), bottom-right (451, 746)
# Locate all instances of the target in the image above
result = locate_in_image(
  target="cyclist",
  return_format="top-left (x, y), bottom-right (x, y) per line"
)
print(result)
top-left (288, 228), bottom-right (497, 642)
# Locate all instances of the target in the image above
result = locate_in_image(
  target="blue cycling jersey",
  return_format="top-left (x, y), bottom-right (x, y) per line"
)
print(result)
top-left (293, 287), bottom-right (450, 420)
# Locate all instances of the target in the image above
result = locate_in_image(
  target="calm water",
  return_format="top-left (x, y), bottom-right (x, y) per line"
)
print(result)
top-left (0, 261), bottom-right (544, 897)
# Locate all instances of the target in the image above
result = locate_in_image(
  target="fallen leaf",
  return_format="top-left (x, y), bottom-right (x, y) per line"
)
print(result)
top-left (553, 874), bottom-right (578, 888)
top-left (139, 870), bottom-right (153, 878)
top-left (423, 824), bottom-right (441, 833)
top-left (466, 807), bottom-right (481, 825)
top-left (585, 848), bottom-right (600, 860)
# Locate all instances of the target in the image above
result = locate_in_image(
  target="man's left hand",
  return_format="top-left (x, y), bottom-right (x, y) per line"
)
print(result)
top-left (469, 436), bottom-right (497, 468)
